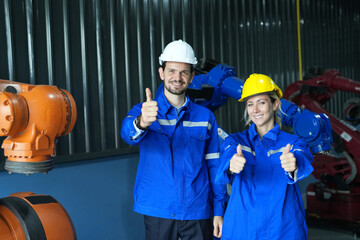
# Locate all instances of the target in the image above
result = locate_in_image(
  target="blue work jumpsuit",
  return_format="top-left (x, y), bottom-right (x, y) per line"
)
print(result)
top-left (121, 90), bottom-right (227, 220)
top-left (216, 123), bottom-right (313, 240)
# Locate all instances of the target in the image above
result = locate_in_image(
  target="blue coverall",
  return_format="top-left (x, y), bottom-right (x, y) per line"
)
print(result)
top-left (121, 89), bottom-right (227, 220)
top-left (216, 123), bottom-right (314, 240)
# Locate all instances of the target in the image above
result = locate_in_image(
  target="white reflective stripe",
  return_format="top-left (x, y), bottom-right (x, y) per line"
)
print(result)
top-left (158, 119), bottom-right (176, 126)
top-left (239, 144), bottom-right (255, 156)
top-left (293, 149), bottom-right (304, 153)
top-left (225, 144), bottom-right (255, 156)
top-left (183, 121), bottom-right (211, 130)
top-left (267, 145), bottom-right (294, 157)
top-left (205, 152), bottom-right (220, 160)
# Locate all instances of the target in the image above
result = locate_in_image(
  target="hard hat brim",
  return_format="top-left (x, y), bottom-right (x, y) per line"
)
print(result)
top-left (238, 90), bottom-right (283, 102)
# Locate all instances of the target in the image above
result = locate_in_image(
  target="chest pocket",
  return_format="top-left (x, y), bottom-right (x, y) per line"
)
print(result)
top-left (189, 127), bottom-right (209, 147)
top-left (187, 127), bottom-right (209, 168)
top-left (189, 128), bottom-right (209, 140)
top-left (269, 153), bottom-right (282, 166)
top-left (242, 151), bottom-right (256, 166)
top-left (185, 120), bottom-right (210, 141)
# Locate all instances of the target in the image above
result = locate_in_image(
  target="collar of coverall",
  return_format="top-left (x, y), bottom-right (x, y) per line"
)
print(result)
top-left (249, 122), bottom-right (280, 142)
top-left (156, 87), bottom-right (192, 116)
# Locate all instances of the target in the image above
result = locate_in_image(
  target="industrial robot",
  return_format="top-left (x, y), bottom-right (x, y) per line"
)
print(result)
top-left (0, 79), bottom-right (77, 240)
top-left (188, 60), bottom-right (360, 233)
top-left (284, 67), bottom-right (360, 230)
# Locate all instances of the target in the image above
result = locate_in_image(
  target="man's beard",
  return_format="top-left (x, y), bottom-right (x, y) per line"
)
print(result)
top-left (164, 81), bottom-right (187, 95)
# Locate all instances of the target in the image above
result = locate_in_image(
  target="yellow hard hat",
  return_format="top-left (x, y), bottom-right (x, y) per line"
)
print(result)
top-left (238, 73), bottom-right (283, 102)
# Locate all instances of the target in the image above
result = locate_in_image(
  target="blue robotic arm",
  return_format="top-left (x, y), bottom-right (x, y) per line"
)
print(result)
top-left (279, 100), bottom-right (332, 153)
top-left (188, 61), bottom-right (333, 154)
top-left (188, 63), bottom-right (243, 111)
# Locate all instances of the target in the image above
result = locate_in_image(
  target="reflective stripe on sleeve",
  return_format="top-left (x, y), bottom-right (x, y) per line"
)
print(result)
top-left (293, 149), bottom-right (305, 153)
top-left (205, 152), bottom-right (220, 160)
top-left (158, 119), bottom-right (177, 126)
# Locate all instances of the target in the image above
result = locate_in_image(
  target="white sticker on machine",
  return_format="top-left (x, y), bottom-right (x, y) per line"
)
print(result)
top-left (340, 131), bottom-right (352, 142)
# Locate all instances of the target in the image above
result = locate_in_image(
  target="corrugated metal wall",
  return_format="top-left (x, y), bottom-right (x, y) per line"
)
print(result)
top-left (301, 0), bottom-right (360, 116)
top-left (0, 0), bottom-right (359, 163)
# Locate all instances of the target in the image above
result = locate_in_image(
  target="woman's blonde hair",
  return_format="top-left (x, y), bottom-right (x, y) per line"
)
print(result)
top-left (243, 92), bottom-right (282, 128)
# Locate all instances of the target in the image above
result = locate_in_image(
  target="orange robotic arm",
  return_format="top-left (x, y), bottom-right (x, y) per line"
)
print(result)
top-left (0, 79), bottom-right (77, 174)
top-left (0, 80), bottom-right (78, 240)
top-left (0, 192), bottom-right (77, 240)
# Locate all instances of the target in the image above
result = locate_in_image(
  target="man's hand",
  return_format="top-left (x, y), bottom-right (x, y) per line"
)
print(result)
top-left (229, 145), bottom-right (246, 174)
top-left (280, 144), bottom-right (297, 172)
top-left (213, 216), bottom-right (223, 238)
top-left (139, 88), bottom-right (158, 128)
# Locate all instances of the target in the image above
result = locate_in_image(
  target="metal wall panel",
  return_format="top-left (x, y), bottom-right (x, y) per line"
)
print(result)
top-left (0, 0), bottom-right (359, 163)
top-left (301, 0), bottom-right (360, 117)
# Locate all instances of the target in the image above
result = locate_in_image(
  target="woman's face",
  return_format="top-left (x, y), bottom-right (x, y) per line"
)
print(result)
top-left (246, 94), bottom-right (279, 130)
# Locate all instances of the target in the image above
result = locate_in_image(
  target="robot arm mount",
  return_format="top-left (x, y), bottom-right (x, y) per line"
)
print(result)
top-left (0, 80), bottom-right (77, 174)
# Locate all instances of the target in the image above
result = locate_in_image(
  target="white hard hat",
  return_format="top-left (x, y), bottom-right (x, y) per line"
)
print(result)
top-left (159, 40), bottom-right (198, 67)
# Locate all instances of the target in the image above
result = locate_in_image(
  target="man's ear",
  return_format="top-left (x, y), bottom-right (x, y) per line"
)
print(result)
top-left (190, 71), bottom-right (195, 84)
top-left (158, 67), bottom-right (165, 81)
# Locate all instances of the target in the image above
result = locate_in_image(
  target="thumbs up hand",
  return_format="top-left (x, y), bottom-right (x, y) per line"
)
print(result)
top-left (280, 144), bottom-right (297, 172)
top-left (229, 145), bottom-right (246, 174)
top-left (139, 88), bottom-right (158, 128)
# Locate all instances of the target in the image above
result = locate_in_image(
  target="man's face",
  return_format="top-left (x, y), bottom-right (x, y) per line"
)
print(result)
top-left (158, 61), bottom-right (194, 96)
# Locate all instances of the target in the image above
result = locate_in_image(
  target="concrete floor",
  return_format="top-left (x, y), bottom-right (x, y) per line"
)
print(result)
top-left (308, 227), bottom-right (358, 240)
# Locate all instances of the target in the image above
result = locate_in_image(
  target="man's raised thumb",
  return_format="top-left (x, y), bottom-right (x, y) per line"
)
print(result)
top-left (145, 88), bottom-right (152, 102)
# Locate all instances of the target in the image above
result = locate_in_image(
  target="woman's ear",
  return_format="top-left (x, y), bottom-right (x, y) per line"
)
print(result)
top-left (273, 99), bottom-right (280, 110)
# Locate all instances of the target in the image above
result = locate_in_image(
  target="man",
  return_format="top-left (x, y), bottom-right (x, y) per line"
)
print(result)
top-left (121, 40), bottom-right (227, 240)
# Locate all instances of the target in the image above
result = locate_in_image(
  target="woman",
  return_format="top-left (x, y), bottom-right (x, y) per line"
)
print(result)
top-left (216, 74), bottom-right (314, 240)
